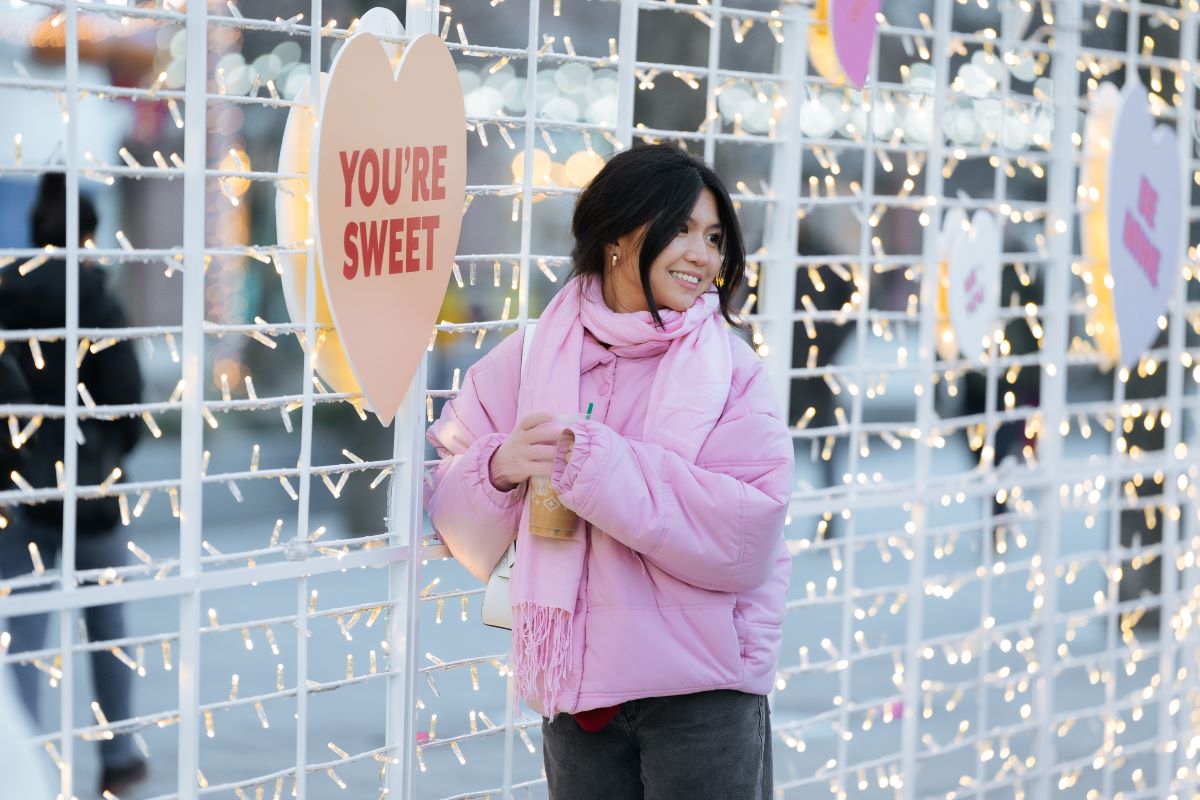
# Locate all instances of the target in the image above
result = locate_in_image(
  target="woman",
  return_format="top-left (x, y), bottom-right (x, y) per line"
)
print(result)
top-left (427, 145), bottom-right (793, 798)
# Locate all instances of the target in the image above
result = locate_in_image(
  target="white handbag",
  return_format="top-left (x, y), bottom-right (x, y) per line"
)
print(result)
top-left (481, 540), bottom-right (515, 629)
top-left (481, 323), bottom-right (536, 630)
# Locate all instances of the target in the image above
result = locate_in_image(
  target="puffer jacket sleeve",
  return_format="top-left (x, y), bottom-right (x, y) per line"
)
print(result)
top-left (425, 332), bottom-right (525, 583)
top-left (550, 349), bottom-right (793, 593)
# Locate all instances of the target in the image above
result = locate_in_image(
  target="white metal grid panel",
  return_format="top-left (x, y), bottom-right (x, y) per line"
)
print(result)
top-left (0, 1), bottom-right (1196, 798)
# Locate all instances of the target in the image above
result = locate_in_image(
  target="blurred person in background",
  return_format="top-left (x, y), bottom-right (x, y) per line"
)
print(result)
top-left (0, 348), bottom-right (47, 794)
top-left (0, 173), bottom-right (147, 796)
top-left (0, 183), bottom-right (53, 798)
top-left (1, 346), bottom-right (32, 521)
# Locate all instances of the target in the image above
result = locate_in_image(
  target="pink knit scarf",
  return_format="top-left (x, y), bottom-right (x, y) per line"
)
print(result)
top-left (510, 275), bottom-right (733, 715)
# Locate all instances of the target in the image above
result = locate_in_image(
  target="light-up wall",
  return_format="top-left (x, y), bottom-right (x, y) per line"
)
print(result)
top-left (0, 1), bottom-right (1198, 798)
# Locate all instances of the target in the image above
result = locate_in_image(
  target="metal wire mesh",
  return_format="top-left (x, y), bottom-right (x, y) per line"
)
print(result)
top-left (0, 0), bottom-right (1198, 798)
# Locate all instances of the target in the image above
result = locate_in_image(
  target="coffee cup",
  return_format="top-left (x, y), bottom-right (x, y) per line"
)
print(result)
top-left (527, 414), bottom-right (582, 539)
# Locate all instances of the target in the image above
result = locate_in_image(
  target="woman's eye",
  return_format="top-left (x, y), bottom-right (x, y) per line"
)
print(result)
top-left (707, 234), bottom-right (722, 246)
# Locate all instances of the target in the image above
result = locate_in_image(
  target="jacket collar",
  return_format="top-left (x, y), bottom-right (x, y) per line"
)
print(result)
top-left (579, 328), bottom-right (670, 372)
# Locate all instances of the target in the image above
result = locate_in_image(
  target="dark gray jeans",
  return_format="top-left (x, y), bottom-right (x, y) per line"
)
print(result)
top-left (542, 690), bottom-right (772, 800)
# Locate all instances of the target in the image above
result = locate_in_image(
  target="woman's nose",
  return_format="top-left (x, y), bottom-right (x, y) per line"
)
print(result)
top-left (684, 234), bottom-right (706, 263)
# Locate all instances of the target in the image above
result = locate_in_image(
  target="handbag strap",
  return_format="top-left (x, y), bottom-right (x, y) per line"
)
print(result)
top-left (500, 321), bottom-right (536, 571)
top-left (521, 321), bottom-right (536, 377)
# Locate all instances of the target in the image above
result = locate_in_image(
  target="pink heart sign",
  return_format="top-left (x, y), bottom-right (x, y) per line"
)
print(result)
top-left (1106, 81), bottom-right (1182, 367)
top-left (831, 0), bottom-right (880, 89)
top-left (315, 33), bottom-right (466, 425)
top-left (947, 210), bottom-right (1001, 360)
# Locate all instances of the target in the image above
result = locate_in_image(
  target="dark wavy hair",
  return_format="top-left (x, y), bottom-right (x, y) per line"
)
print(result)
top-left (568, 144), bottom-right (746, 329)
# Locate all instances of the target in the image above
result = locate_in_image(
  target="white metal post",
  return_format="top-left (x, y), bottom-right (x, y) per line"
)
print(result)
top-left (502, 0), bottom-right (544, 794)
top-left (1155, 4), bottom-right (1197, 793)
top-left (386, 9), bottom-right (436, 800)
top-left (178, 0), bottom-right (210, 796)
top-left (58, 3), bottom-right (81, 797)
top-left (387, 359), bottom-right (426, 800)
top-left (901, 0), bottom-right (952, 792)
top-left (1095, 6), bottom-right (1145, 797)
top-left (701, 0), bottom-right (722, 166)
top-left (615, 0), bottom-right (639, 149)
top-left (761, 3), bottom-right (806, 438)
top-left (836, 36), bottom-right (882, 792)
top-left (971, 6), bottom-right (1020, 793)
top-left (292, 1), bottom-right (325, 795)
top-left (1034, 0), bottom-right (1081, 795)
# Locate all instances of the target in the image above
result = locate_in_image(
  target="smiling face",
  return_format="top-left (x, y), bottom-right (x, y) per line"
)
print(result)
top-left (604, 188), bottom-right (724, 315)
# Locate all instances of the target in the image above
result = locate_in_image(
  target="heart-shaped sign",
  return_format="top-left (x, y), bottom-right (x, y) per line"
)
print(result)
top-left (276, 73), bottom-right (365, 396)
top-left (315, 32), bottom-right (466, 425)
top-left (810, 0), bottom-right (880, 89)
top-left (1106, 81), bottom-right (1182, 366)
top-left (830, 0), bottom-right (880, 88)
top-left (947, 210), bottom-right (1000, 360)
top-left (1080, 82), bottom-right (1121, 365)
top-left (935, 206), bottom-right (967, 361)
top-left (275, 10), bottom-right (406, 400)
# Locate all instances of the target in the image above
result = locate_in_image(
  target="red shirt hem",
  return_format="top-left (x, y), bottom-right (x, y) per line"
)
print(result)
top-left (572, 703), bottom-right (623, 732)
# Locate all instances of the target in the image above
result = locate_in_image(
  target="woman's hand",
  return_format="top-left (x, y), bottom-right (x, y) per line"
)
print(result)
top-left (489, 412), bottom-right (566, 492)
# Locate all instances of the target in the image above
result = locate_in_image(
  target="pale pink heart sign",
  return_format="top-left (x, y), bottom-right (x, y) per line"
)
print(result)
top-left (1106, 81), bottom-right (1182, 367)
top-left (947, 210), bottom-right (1001, 360)
top-left (831, 0), bottom-right (880, 89)
top-left (315, 33), bottom-right (466, 425)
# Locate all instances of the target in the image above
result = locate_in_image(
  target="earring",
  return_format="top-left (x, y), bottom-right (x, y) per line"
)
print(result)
top-left (611, 252), bottom-right (618, 266)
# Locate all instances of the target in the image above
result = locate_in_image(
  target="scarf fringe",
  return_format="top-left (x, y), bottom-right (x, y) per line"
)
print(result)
top-left (512, 601), bottom-right (573, 715)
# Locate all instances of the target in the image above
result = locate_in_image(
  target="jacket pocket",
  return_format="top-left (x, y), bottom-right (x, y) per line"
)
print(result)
top-left (582, 603), bottom-right (743, 695)
top-left (733, 618), bottom-right (780, 692)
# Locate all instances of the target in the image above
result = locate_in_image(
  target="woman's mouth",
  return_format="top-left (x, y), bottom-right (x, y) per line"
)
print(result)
top-left (669, 271), bottom-right (701, 290)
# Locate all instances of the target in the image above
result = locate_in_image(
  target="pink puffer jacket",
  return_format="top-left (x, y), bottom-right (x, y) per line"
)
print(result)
top-left (426, 324), bottom-right (793, 712)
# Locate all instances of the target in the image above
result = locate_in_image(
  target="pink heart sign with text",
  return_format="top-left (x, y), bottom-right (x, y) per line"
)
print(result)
top-left (315, 33), bottom-right (466, 425)
top-left (1106, 81), bottom-right (1182, 367)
